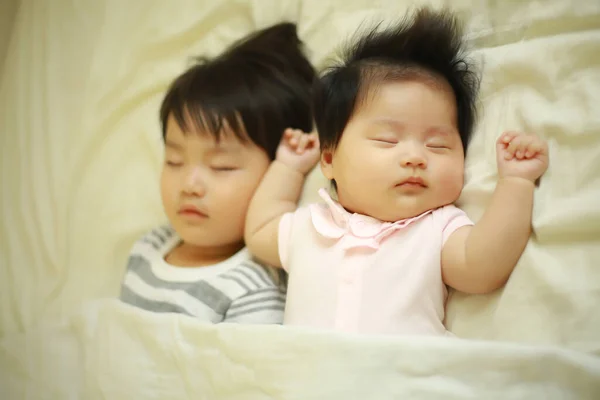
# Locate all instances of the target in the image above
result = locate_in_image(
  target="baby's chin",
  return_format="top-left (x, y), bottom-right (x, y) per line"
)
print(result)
top-left (371, 199), bottom-right (455, 222)
top-left (375, 208), bottom-right (431, 223)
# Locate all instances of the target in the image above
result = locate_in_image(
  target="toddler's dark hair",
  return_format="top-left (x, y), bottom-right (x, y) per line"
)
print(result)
top-left (160, 22), bottom-right (315, 159)
top-left (313, 7), bottom-right (479, 154)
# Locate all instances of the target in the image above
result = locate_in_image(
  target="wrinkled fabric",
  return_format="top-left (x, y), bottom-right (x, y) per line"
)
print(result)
top-left (1, 0), bottom-right (600, 398)
top-left (309, 188), bottom-right (433, 250)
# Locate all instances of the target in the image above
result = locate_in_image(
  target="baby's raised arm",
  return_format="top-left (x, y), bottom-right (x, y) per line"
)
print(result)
top-left (441, 131), bottom-right (549, 294)
top-left (245, 129), bottom-right (320, 267)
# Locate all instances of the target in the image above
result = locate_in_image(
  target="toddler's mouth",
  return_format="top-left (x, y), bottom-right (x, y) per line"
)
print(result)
top-left (178, 205), bottom-right (209, 218)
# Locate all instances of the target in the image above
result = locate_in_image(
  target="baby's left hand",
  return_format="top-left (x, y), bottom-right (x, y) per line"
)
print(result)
top-left (496, 131), bottom-right (549, 183)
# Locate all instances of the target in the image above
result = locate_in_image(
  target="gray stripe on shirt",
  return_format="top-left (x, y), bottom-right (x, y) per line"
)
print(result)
top-left (229, 292), bottom-right (286, 311)
top-left (230, 268), bottom-right (261, 289)
top-left (226, 304), bottom-right (285, 319)
top-left (141, 238), bottom-right (160, 250)
top-left (160, 226), bottom-right (174, 238)
top-left (151, 229), bottom-right (166, 245)
top-left (120, 285), bottom-right (194, 317)
top-left (238, 262), bottom-right (272, 287)
top-left (220, 274), bottom-right (251, 291)
top-left (126, 255), bottom-right (232, 314)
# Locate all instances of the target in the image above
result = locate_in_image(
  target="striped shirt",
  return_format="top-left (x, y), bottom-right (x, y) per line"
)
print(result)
top-left (119, 226), bottom-right (287, 324)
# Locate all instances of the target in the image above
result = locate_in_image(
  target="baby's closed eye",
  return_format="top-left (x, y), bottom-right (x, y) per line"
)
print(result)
top-left (425, 139), bottom-right (451, 150)
top-left (369, 135), bottom-right (398, 145)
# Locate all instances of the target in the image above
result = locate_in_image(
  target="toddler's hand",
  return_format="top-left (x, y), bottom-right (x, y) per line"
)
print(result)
top-left (276, 128), bottom-right (320, 175)
top-left (496, 131), bottom-right (549, 183)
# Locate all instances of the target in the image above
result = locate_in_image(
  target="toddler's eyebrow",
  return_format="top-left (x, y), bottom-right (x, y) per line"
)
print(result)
top-left (165, 140), bottom-right (183, 150)
top-left (210, 141), bottom-right (245, 154)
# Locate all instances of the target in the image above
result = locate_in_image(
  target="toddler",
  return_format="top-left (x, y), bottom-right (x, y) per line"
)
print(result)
top-left (120, 22), bottom-right (315, 324)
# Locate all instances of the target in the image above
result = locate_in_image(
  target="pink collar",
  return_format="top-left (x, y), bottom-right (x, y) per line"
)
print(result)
top-left (309, 188), bottom-right (432, 250)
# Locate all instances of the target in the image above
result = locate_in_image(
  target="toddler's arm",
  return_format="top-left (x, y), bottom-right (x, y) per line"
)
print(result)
top-left (245, 129), bottom-right (320, 267)
top-left (442, 131), bottom-right (549, 294)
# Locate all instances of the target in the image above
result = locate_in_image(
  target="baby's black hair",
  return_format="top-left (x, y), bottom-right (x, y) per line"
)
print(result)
top-left (313, 7), bottom-right (480, 154)
top-left (160, 22), bottom-right (316, 159)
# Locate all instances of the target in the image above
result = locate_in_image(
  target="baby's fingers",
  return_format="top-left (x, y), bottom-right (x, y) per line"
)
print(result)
top-left (526, 137), bottom-right (548, 159)
top-left (498, 131), bottom-right (520, 146)
top-left (503, 134), bottom-right (529, 160)
top-left (285, 128), bottom-right (303, 147)
top-left (513, 136), bottom-right (536, 159)
top-left (296, 132), bottom-right (315, 153)
top-left (524, 140), bottom-right (543, 158)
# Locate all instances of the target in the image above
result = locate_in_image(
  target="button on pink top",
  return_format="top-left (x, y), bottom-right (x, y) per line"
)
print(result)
top-left (278, 189), bottom-right (473, 336)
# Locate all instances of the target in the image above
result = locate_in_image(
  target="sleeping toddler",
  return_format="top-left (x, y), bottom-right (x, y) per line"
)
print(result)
top-left (119, 22), bottom-right (315, 324)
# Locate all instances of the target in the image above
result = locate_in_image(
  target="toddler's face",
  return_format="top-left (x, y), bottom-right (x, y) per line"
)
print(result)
top-left (160, 114), bottom-right (270, 252)
top-left (321, 80), bottom-right (465, 222)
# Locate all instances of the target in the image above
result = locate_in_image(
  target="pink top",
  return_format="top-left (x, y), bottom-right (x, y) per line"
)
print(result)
top-left (278, 188), bottom-right (473, 336)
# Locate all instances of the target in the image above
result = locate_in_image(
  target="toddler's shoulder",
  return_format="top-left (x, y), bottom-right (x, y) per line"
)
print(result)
top-left (215, 255), bottom-right (287, 300)
top-left (131, 225), bottom-right (177, 255)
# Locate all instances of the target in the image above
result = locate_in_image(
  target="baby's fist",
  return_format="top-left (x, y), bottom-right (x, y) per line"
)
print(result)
top-left (496, 131), bottom-right (549, 182)
top-left (276, 128), bottom-right (320, 175)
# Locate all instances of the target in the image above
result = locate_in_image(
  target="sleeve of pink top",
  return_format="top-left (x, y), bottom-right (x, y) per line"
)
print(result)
top-left (278, 212), bottom-right (293, 272)
top-left (441, 205), bottom-right (474, 245)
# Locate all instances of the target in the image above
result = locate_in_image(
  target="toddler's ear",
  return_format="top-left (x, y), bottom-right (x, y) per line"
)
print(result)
top-left (320, 149), bottom-right (334, 180)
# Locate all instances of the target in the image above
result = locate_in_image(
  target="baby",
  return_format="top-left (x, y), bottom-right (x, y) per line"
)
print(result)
top-left (245, 8), bottom-right (549, 335)
top-left (120, 22), bottom-right (316, 324)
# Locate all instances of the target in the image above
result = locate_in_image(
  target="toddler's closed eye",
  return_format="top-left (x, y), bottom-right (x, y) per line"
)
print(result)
top-left (211, 166), bottom-right (239, 172)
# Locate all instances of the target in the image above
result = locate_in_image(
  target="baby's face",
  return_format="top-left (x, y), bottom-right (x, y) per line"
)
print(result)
top-left (321, 80), bottom-right (465, 222)
top-left (160, 114), bottom-right (270, 255)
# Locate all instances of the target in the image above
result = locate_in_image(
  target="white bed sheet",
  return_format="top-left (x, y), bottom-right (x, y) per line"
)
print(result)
top-left (2, 300), bottom-right (600, 399)
top-left (1, 0), bottom-right (600, 398)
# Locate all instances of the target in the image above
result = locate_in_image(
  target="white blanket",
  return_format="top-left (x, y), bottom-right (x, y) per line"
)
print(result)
top-left (1, 0), bottom-right (600, 398)
top-left (2, 300), bottom-right (600, 399)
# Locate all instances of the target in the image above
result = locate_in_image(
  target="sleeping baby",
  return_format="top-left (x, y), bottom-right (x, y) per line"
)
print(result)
top-left (245, 7), bottom-right (549, 335)
top-left (119, 22), bottom-right (316, 323)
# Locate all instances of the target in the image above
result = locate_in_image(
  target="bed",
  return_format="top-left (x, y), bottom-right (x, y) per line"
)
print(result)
top-left (1, 0), bottom-right (600, 398)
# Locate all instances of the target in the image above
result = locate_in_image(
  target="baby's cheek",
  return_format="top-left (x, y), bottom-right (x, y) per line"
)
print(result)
top-left (439, 168), bottom-right (464, 200)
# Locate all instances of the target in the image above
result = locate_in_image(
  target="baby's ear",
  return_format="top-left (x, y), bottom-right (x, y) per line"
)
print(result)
top-left (320, 149), bottom-right (334, 180)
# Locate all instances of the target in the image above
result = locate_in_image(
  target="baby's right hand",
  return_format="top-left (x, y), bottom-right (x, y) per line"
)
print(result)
top-left (276, 128), bottom-right (320, 175)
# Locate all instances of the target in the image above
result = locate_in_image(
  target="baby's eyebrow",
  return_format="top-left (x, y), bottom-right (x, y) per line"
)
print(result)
top-left (425, 127), bottom-right (454, 137)
top-left (370, 119), bottom-right (455, 138)
top-left (371, 118), bottom-right (405, 130)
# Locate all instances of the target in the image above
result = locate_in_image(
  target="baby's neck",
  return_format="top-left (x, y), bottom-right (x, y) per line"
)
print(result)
top-left (165, 241), bottom-right (244, 267)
